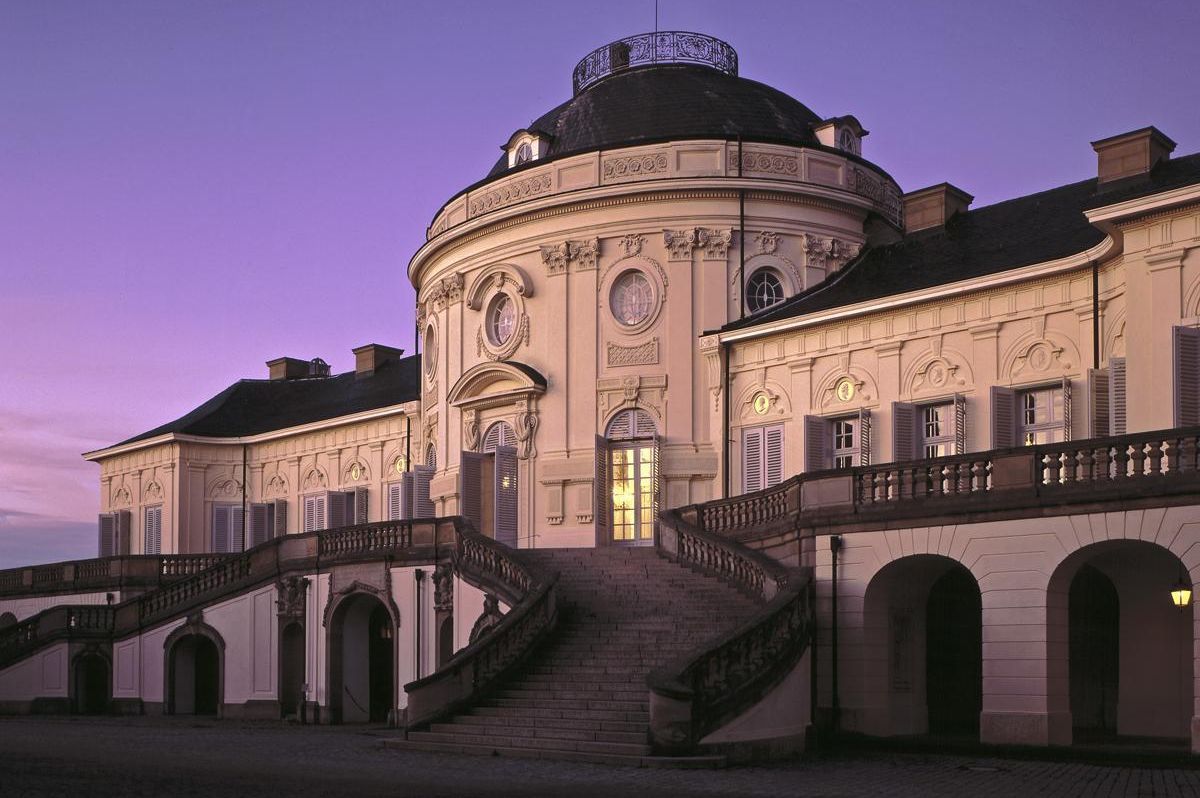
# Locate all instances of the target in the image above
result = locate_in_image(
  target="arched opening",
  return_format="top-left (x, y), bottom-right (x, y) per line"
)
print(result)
top-left (167, 633), bottom-right (221, 716)
top-left (279, 622), bottom-right (306, 720)
top-left (600, 408), bottom-right (659, 546)
top-left (437, 615), bottom-right (454, 668)
top-left (72, 651), bottom-right (110, 715)
top-left (0, 612), bottom-right (17, 630)
top-left (328, 593), bottom-right (395, 725)
top-left (861, 555), bottom-right (982, 738)
top-left (1048, 540), bottom-right (1193, 744)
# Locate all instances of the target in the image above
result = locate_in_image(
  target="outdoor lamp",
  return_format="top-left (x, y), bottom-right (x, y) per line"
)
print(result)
top-left (1171, 575), bottom-right (1192, 609)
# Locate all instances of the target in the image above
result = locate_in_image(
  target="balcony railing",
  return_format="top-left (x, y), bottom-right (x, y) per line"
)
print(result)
top-left (572, 31), bottom-right (738, 95)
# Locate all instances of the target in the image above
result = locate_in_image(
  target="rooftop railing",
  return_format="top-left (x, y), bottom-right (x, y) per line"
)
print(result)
top-left (572, 31), bottom-right (738, 95)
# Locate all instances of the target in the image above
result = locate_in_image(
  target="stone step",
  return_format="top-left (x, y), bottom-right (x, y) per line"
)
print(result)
top-left (468, 704), bottom-right (649, 724)
top-left (458, 711), bottom-right (645, 734)
top-left (484, 696), bottom-right (648, 712)
top-left (407, 730), bottom-right (652, 758)
top-left (432, 720), bottom-right (647, 746)
top-left (382, 738), bottom-right (727, 769)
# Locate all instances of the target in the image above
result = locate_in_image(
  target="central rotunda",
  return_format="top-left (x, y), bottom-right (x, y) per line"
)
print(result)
top-left (409, 31), bottom-right (902, 548)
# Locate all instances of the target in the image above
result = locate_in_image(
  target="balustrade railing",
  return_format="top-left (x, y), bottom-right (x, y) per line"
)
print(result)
top-left (854, 452), bottom-right (993, 506)
top-left (319, 520), bottom-right (413, 561)
top-left (1033, 428), bottom-right (1200, 485)
top-left (0, 605), bottom-right (115, 669)
top-left (699, 479), bottom-right (796, 539)
top-left (572, 31), bottom-right (738, 95)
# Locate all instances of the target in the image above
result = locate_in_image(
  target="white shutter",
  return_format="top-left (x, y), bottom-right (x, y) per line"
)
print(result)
top-left (413, 465), bottom-right (435, 517)
top-left (460, 452), bottom-right (486, 531)
top-left (594, 435), bottom-right (610, 542)
top-left (1176, 326), bottom-right (1200, 427)
top-left (953, 393), bottom-right (968, 455)
top-left (354, 487), bottom-right (368, 525)
top-left (249, 503), bottom-right (272, 548)
top-left (892, 402), bottom-right (919, 462)
top-left (303, 495), bottom-right (327, 533)
top-left (858, 407), bottom-right (872, 466)
top-left (1088, 368), bottom-right (1110, 438)
top-left (991, 387), bottom-right (1016, 448)
top-left (212, 506), bottom-right (230, 553)
top-left (764, 425), bottom-right (784, 488)
top-left (98, 513), bottom-right (116, 557)
top-left (1109, 358), bottom-right (1126, 435)
top-left (273, 499), bottom-right (288, 537)
top-left (387, 483), bottom-right (404, 521)
top-left (494, 445), bottom-right (519, 547)
top-left (804, 415), bottom-right (828, 472)
top-left (742, 427), bottom-right (764, 493)
top-left (144, 506), bottom-right (162, 555)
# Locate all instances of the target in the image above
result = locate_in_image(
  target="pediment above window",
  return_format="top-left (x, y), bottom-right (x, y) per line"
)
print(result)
top-left (448, 360), bottom-right (547, 411)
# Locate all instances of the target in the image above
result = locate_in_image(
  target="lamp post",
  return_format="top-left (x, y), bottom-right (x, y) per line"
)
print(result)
top-left (1171, 574), bottom-right (1192, 610)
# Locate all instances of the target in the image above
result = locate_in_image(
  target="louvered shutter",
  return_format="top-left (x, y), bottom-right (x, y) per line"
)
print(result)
top-left (594, 436), bottom-right (610, 543)
top-left (273, 499), bottom-right (288, 537)
top-left (607, 412), bottom-right (633, 440)
top-left (230, 505), bottom-right (245, 552)
top-left (1061, 376), bottom-right (1073, 442)
top-left (495, 445), bottom-right (519, 547)
top-left (98, 513), bottom-right (116, 557)
top-left (387, 483), bottom-right (404, 521)
top-left (651, 435), bottom-right (662, 513)
top-left (991, 386), bottom-right (1016, 448)
top-left (460, 452), bottom-right (486, 532)
top-left (249, 503), bottom-right (271, 548)
top-left (326, 491), bottom-right (347, 529)
top-left (1175, 326), bottom-right (1200, 427)
top-left (400, 472), bottom-right (416, 519)
top-left (1109, 358), bottom-right (1127, 435)
top-left (1088, 368), bottom-right (1110, 438)
top-left (354, 487), bottom-right (368, 525)
top-left (303, 496), bottom-right (316, 533)
top-left (143, 506), bottom-right (162, 555)
top-left (116, 510), bottom-right (132, 555)
top-left (804, 415), bottom-right (828, 472)
top-left (413, 465), bottom-right (435, 517)
top-left (892, 402), bottom-right (920, 462)
top-left (858, 408), bottom-right (872, 466)
top-left (425, 444), bottom-right (437, 471)
top-left (953, 393), bottom-right (968, 454)
top-left (743, 427), bottom-right (764, 493)
top-left (213, 506), bottom-right (230, 553)
top-left (483, 422), bottom-right (515, 453)
top-left (764, 425), bottom-right (784, 488)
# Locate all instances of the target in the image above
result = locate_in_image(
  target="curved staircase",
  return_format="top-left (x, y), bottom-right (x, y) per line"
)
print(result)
top-left (391, 547), bottom-right (760, 766)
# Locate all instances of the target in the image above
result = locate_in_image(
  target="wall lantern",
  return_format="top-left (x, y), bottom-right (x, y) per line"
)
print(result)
top-left (1171, 573), bottom-right (1192, 609)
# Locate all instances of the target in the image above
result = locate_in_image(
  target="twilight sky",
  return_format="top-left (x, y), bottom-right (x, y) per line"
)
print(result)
top-left (1, 0), bottom-right (1198, 566)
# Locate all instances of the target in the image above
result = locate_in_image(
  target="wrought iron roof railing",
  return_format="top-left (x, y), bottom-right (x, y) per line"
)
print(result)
top-left (572, 31), bottom-right (738, 95)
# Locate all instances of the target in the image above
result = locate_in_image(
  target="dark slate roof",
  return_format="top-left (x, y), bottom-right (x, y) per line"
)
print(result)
top-left (487, 64), bottom-right (822, 177)
top-left (721, 152), bottom-right (1200, 333)
top-left (114, 355), bottom-right (421, 446)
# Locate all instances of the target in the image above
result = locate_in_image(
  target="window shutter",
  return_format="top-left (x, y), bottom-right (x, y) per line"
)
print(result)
top-left (213, 506), bottom-right (230, 553)
top-left (891, 402), bottom-right (919, 462)
top-left (116, 510), bottom-right (132, 555)
top-left (990, 386), bottom-right (1016, 448)
top-left (1109, 358), bottom-right (1126, 435)
top-left (98, 513), bottom-right (116, 558)
top-left (742, 427), bottom-right (764, 493)
top-left (303, 496), bottom-right (316, 533)
top-left (804, 415), bottom-right (828, 472)
top-left (1088, 368), bottom-right (1110, 438)
top-left (651, 435), bottom-right (662, 511)
top-left (326, 491), bottom-right (347, 529)
top-left (249, 503), bottom-right (271, 548)
top-left (953, 393), bottom-right (968, 455)
top-left (764, 425), bottom-right (784, 488)
top-left (1061, 376), bottom-right (1073, 442)
top-left (607, 412), bottom-right (633, 440)
top-left (594, 435), bottom-right (610, 542)
top-left (413, 465), bottom-right (436, 517)
top-left (858, 408), bottom-right (872, 466)
top-left (494, 445), bottom-right (519, 547)
top-left (1175, 326), bottom-right (1200, 427)
top-left (230, 505), bottom-right (245, 552)
top-left (387, 483), bottom-right (404, 522)
top-left (273, 499), bottom-right (288, 537)
top-left (483, 422), bottom-right (515, 453)
top-left (144, 506), bottom-right (162, 555)
top-left (425, 443), bottom-right (437, 471)
top-left (400, 472), bottom-right (415, 520)
top-left (460, 452), bottom-right (486, 532)
top-left (354, 487), bottom-right (368, 525)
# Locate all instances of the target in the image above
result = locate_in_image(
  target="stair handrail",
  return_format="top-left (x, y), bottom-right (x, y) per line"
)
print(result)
top-left (403, 520), bottom-right (559, 730)
top-left (0, 605), bottom-right (116, 670)
top-left (648, 506), bottom-right (813, 753)
top-left (0, 553), bottom-right (238, 598)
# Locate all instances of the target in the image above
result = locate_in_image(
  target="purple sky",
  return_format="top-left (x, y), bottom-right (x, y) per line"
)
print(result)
top-left (2, 0), bottom-right (1198, 567)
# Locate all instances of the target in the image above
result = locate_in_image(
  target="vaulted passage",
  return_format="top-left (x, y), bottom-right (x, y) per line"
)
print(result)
top-left (328, 594), bottom-right (395, 724)
top-left (168, 634), bottom-right (220, 715)
top-left (73, 652), bottom-right (110, 715)
top-left (925, 566), bottom-right (982, 735)
top-left (279, 622), bottom-right (306, 720)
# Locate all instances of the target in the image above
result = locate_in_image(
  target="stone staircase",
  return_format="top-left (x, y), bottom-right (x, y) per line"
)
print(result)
top-left (391, 546), bottom-right (761, 766)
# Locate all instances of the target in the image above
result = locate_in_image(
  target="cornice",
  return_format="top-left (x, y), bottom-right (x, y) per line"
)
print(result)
top-left (1085, 185), bottom-right (1200, 225)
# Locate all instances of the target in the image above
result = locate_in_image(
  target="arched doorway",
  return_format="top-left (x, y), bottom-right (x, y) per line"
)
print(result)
top-left (279, 622), bottom-right (306, 720)
top-left (0, 612), bottom-right (17, 630)
top-left (437, 615), bottom-right (454, 668)
top-left (328, 593), bottom-right (395, 724)
top-left (1048, 540), bottom-right (1193, 743)
top-left (861, 555), bottom-right (982, 738)
top-left (167, 631), bottom-right (222, 716)
top-left (72, 651), bottom-right (110, 714)
top-left (598, 409), bottom-right (659, 546)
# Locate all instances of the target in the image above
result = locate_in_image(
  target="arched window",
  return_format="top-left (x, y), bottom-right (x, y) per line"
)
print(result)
top-left (514, 141), bottom-right (533, 165)
top-left (606, 408), bottom-right (656, 440)
top-left (746, 268), bottom-right (785, 314)
top-left (425, 443), bottom-right (437, 470)
top-left (482, 421), bottom-right (516, 453)
top-left (423, 324), bottom-right (437, 379)
top-left (600, 409), bottom-right (659, 546)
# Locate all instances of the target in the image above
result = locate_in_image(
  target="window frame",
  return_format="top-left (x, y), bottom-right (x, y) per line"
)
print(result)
top-left (745, 267), bottom-right (786, 314)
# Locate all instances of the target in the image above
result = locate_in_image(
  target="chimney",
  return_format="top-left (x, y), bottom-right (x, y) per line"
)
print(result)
top-left (352, 343), bottom-right (404, 378)
top-left (902, 183), bottom-right (973, 234)
top-left (267, 356), bottom-right (330, 381)
top-left (1091, 126), bottom-right (1175, 184)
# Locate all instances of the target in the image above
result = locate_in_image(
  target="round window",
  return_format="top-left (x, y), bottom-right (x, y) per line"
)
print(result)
top-left (487, 293), bottom-right (516, 346)
top-left (423, 324), bottom-right (437, 378)
top-left (746, 269), bottom-right (784, 314)
top-left (610, 270), bottom-right (654, 327)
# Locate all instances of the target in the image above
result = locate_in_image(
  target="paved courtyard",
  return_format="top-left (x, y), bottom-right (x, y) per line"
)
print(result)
top-left (1, 716), bottom-right (1198, 797)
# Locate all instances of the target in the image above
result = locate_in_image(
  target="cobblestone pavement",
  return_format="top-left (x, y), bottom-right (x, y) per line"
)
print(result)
top-left (2, 716), bottom-right (1199, 797)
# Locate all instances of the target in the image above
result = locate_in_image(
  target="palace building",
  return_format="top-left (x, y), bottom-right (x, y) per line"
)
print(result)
top-left (4, 32), bottom-right (1200, 762)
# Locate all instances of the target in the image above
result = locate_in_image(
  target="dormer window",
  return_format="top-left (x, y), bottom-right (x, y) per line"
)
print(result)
top-left (838, 128), bottom-right (858, 155)
top-left (514, 142), bottom-right (533, 166)
top-left (504, 129), bottom-right (551, 169)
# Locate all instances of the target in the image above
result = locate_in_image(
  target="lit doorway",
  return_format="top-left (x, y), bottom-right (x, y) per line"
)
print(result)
top-left (599, 409), bottom-right (659, 546)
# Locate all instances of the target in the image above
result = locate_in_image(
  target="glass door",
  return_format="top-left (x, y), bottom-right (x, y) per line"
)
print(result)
top-left (610, 443), bottom-right (656, 544)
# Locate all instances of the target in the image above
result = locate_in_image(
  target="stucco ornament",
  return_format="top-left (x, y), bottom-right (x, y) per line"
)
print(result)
top-left (663, 228), bottom-right (699, 261)
top-left (302, 469), bottom-right (327, 491)
top-left (697, 228), bottom-right (732, 260)
top-left (540, 241), bottom-right (571, 275)
top-left (265, 473), bottom-right (288, 498)
top-left (209, 479), bottom-right (241, 498)
top-left (755, 230), bottom-right (780, 255)
top-left (276, 576), bottom-right (309, 619)
top-left (433, 563), bottom-right (454, 612)
top-left (618, 233), bottom-right (645, 257)
top-left (142, 481), bottom-right (163, 501)
top-left (515, 410), bottom-right (539, 460)
top-left (110, 484), bottom-right (132, 508)
top-left (463, 410), bottom-right (481, 452)
top-left (469, 594), bottom-right (505, 643)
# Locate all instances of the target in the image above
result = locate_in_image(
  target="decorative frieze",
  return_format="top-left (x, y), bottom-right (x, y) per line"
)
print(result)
top-left (728, 151), bottom-right (799, 177)
top-left (606, 338), bottom-right (660, 367)
top-left (468, 172), bottom-right (553, 217)
top-left (602, 152), bottom-right (669, 183)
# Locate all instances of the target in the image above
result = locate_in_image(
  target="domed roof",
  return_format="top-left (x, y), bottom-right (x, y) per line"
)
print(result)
top-left (487, 36), bottom-right (822, 177)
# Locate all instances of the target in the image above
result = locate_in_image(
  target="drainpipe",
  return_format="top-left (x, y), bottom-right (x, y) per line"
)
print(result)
top-left (415, 568), bottom-right (425, 681)
top-left (1092, 260), bottom-right (1100, 370)
top-left (737, 135), bottom-right (745, 322)
top-left (721, 339), bottom-right (732, 499)
top-left (830, 534), bottom-right (842, 735)
top-left (241, 444), bottom-right (248, 552)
